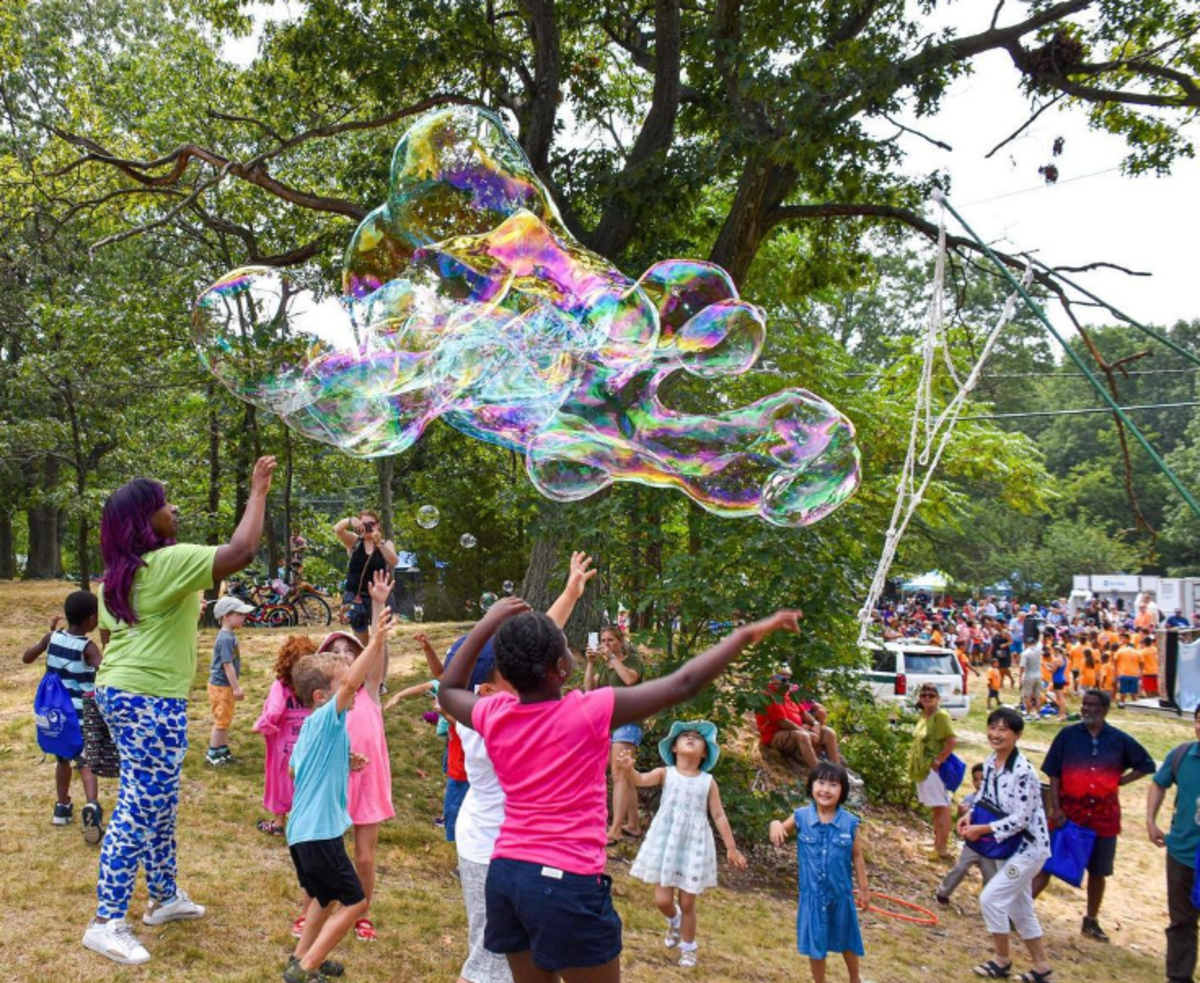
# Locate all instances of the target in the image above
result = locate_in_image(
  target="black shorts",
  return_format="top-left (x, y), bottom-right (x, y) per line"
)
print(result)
top-left (987, 688), bottom-right (1000, 699)
top-left (1053, 681), bottom-right (1067, 692)
top-left (1086, 833), bottom-right (1117, 877)
top-left (485, 857), bottom-right (622, 972)
top-left (290, 837), bottom-right (365, 908)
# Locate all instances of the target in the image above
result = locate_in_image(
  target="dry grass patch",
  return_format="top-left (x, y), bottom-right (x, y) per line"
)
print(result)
top-left (0, 580), bottom-right (1178, 981)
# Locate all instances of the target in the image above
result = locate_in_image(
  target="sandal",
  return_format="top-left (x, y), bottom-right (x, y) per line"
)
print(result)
top-left (973, 960), bottom-right (1012, 978)
top-left (1017, 971), bottom-right (1053, 983)
top-left (257, 819), bottom-right (285, 836)
top-left (621, 827), bottom-right (644, 838)
top-left (354, 917), bottom-right (377, 942)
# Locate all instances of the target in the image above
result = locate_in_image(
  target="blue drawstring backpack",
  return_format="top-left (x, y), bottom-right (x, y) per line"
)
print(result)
top-left (34, 673), bottom-right (84, 760)
top-left (937, 753), bottom-right (968, 793)
top-left (1041, 819), bottom-right (1096, 888)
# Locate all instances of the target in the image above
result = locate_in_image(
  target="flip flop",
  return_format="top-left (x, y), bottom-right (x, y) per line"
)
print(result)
top-left (621, 828), bottom-right (644, 839)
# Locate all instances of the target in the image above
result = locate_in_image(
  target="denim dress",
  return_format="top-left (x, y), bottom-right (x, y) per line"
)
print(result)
top-left (795, 804), bottom-right (864, 959)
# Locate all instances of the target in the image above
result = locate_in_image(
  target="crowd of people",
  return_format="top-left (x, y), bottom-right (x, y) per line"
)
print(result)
top-left (19, 470), bottom-right (1200, 983)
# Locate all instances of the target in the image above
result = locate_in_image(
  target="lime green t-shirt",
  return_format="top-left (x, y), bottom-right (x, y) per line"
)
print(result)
top-left (96, 544), bottom-right (219, 699)
top-left (908, 708), bottom-right (955, 783)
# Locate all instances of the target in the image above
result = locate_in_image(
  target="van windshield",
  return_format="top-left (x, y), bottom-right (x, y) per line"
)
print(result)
top-left (905, 654), bottom-right (959, 675)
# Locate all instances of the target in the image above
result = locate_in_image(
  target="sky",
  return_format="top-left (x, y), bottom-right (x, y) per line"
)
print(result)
top-left (223, 3), bottom-right (1199, 332)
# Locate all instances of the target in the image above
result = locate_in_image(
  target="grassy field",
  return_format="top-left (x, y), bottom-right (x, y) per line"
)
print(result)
top-left (0, 580), bottom-right (1187, 982)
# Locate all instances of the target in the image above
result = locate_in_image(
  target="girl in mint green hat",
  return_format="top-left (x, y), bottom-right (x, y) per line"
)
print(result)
top-left (617, 720), bottom-right (747, 969)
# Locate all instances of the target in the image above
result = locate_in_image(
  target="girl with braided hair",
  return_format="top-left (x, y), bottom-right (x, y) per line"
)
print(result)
top-left (440, 593), bottom-right (800, 983)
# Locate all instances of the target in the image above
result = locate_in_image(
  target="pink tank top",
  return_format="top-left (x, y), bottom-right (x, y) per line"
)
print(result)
top-left (347, 688), bottom-right (394, 825)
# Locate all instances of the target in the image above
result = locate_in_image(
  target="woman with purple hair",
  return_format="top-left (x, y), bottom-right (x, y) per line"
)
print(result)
top-left (82, 456), bottom-right (276, 966)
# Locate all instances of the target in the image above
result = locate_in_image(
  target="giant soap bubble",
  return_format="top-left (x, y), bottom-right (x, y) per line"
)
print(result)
top-left (194, 107), bottom-right (860, 526)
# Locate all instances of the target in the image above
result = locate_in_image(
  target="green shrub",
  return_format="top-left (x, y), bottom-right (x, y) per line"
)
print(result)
top-left (826, 695), bottom-right (917, 808)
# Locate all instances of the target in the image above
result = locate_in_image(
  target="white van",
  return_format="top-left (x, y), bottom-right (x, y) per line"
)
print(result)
top-left (855, 639), bottom-right (971, 719)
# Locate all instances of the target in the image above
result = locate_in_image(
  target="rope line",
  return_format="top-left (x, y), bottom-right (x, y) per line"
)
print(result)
top-left (940, 197), bottom-right (1200, 522)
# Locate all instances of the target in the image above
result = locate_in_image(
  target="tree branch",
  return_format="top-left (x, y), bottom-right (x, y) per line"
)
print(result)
top-left (516, 0), bottom-right (562, 172)
top-left (984, 93), bottom-right (1066, 158)
top-left (588, 0), bottom-right (682, 257)
top-left (882, 112), bottom-right (953, 152)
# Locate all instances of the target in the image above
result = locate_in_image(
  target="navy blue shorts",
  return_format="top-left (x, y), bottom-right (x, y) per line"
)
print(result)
top-left (444, 777), bottom-right (469, 842)
top-left (1086, 833), bottom-right (1117, 877)
top-left (485, 857), bottom-right (622, 971)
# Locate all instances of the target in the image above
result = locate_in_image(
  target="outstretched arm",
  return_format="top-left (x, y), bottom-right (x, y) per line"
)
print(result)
top-left (708, 779), bottom-right (747, 868)
top-left (213, 457), bottom-right (277, 581)
top-left (439, 597), bottom-right (531, 728)
top-left (769, 814), bottom-right (796, 846)
top-left (363, 569), bottom-right (394, 699)
top-left (21, 631), bottom-right (53, 664)
top-left (610, 611), bottom-right (801, 728)
top-left (545, 551), bottom-right (597, 629)
top-left (336, 611), bottom-right (392, 714)
top-left (614, 750), bottom-right (665, 789)
top-left (414, 633), bottom-right (444, 678)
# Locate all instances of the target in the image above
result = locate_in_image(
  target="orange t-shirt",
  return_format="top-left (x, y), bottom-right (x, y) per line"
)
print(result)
top-left (1141, 645), bottom-right (1159, 676)
top-left (1097, 630), bottom-right (1116, 649)
top-left (1115, 645), bottom-right (1141, 678)
top-left (1135, 611), bottom-right (1156, 630)
top-left (1041, 653), bottom-right (1055, 684)
top-left (987, 668), bottom-right (1001, 691)
top-left (1069, 644), bottom-right (1085, 672)
top-left (1080, 663), bottom-right (1098, 688)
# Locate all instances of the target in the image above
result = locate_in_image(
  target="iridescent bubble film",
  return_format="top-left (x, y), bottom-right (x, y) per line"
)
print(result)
top-left (460, 533), bottom-right (477, 549)
top-left (193, 107), bottom-right (860, 526)
top-left (480, 591), bottom-right (498, 612)
top-left (416, 505), bottom-right (440, 529)
top-left (502, 580), bottom-right (515, 595)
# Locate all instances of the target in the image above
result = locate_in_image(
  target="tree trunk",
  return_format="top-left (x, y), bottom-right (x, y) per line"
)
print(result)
top-left (0, 509), bottom-right (15, 579)
top-left (521, 506), bottom-right (599, 652)
top-left (376, 456), bottom-right (394, 536)
top-left (25, 506), bottom-right (62, 578)
top-left (24, 457), bottom-right (62, 578)
top-left (708, 157), bottom-right (797, 284)
top-left (77, 513), bottom-right (90, 591)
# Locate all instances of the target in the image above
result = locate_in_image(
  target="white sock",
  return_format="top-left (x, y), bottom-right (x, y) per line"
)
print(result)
top-left (680, 941), bottom-right (698, 952)
top-left (667, 906), bottom-right (681, 928)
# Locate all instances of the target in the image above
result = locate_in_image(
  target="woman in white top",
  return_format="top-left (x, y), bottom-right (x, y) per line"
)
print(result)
top-left (959, 707), bottom-right (1052, 983)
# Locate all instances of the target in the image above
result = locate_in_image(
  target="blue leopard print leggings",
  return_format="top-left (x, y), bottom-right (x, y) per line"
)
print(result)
top-left (94, 687), bottom-right (188, 919)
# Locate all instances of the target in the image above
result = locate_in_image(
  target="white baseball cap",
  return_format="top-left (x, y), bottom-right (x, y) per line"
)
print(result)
top-left (213, 596), bottom-right (255, 619)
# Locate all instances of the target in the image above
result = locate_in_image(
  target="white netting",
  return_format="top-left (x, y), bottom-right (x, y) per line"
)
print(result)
top-left (856, 195), bottom-right (1033, 643)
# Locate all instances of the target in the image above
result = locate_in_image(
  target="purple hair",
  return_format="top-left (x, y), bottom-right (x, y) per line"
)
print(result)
top-left (100, 478), bottom-right (174, 625)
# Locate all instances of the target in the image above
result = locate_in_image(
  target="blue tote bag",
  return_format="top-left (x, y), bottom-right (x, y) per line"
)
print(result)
top-left (1041, 820), bottom-right (1096, 888)
top-left (937, 753), bottom-right (967, 793)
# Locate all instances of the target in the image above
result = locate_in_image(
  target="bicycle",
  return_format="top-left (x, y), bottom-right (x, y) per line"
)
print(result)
top-left (226, 570), bottom-right (333, 628)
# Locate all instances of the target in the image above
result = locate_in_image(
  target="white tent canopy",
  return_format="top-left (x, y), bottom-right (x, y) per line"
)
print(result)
top-left (901, 570), bottom-right (949, 592)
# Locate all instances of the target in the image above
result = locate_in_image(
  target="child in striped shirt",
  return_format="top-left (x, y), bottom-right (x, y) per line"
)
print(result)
top-left (22, 591), bottom-right (106, 842)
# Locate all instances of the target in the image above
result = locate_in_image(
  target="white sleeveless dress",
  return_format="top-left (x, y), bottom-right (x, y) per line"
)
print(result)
top-left (629, 767), bottom-right (718, 894)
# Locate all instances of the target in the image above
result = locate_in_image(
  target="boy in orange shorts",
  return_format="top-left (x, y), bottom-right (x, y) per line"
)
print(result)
top-left (207, 595), bottom-right (254, 765)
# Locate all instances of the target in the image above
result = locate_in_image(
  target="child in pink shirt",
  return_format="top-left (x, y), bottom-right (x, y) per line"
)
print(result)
top-left (254, 635), bottom-right (316, 836)
top-left (440, 594), bottom-right (800, 982)
top-left (310, 570), bottom-right (395, 944)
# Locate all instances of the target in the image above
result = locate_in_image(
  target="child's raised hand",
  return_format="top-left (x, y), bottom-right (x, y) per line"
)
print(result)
top-left (49, 614), bottom-right (63, 632)
top-left (566, 551), bottom-right (597, 599)
top-left (727, 847), bottom-right (748, 870)
top-left (744, 609), bottom-right (803, 645)
top-left (375, 610), bottom-right (396, 635)
top-left (414, 632), bottom-right (430, 646)
top-left (482, 596), bottom-right (531, 623)
top-left (368, 569), bottom-right (394, 605)
top-left (613, 748), bottom-right (636, 773)
top-left (349, 750), bottom-right (369, 772)
top-left (769, 819), bottom-right (787, 847)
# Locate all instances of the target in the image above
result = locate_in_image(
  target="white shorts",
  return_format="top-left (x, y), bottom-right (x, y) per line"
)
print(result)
top-left (916, 768), bottom-right (952, 808)
top-left (979, 849), bottom-right (1045, 940)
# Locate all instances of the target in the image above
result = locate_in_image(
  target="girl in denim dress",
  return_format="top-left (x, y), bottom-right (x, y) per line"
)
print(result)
top-left (770, 761), bottom-right (868, 983)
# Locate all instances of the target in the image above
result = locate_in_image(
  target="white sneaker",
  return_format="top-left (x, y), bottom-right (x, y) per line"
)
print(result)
top-left (679, 946), bottom-right (698, 968)
top-left (82, 918), bottom-right (151, 965)
top-left (142, 889), bottom-right (206, 925)
top-left (664, 922), bottom-right (682, 948)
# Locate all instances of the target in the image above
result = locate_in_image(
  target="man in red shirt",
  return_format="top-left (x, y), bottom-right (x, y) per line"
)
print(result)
top-left (755, 668), bottom-right (839, 768)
